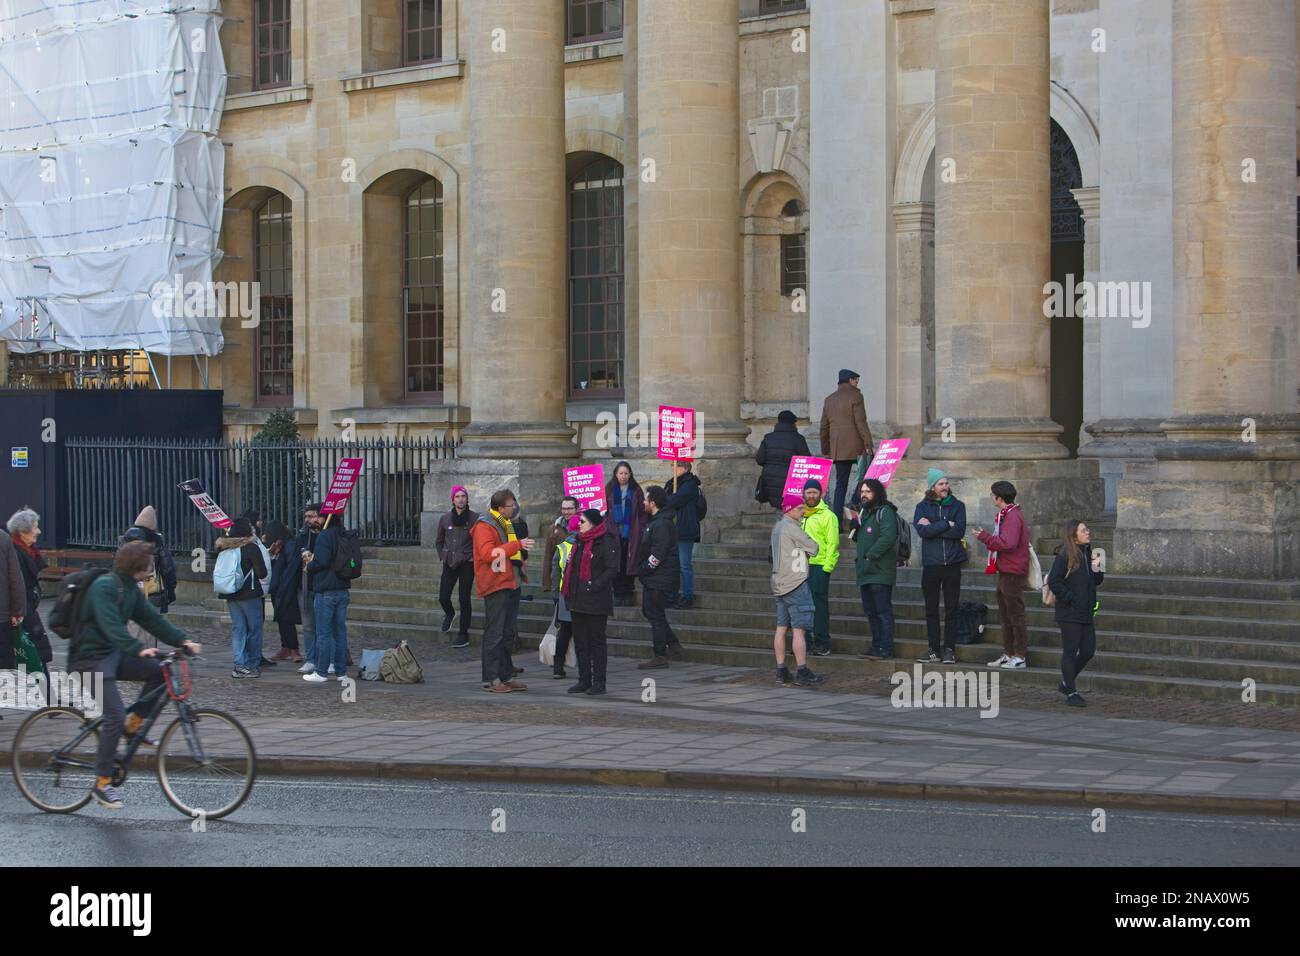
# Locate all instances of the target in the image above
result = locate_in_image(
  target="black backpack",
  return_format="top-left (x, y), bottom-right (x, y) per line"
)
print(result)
top-left (48, 567), bottom-right (111, 640)
top-left (695, 487), bottom-right (708, 521)
top-left (330, 530), bottom-right (364, 580)
top-left (955, 602), bottom-right (988, 645)
top-left (892, 503), bottom-right (912, 565)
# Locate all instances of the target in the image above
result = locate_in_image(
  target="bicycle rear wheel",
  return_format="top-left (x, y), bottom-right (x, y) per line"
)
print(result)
top-left (156, 709), bottom-right (256, 820)
top-left (11, 707), bottom-right (98, 813)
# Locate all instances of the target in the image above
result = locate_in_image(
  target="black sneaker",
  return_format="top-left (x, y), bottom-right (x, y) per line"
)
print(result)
top-left (675, 596), bottom-right (694, 610)
top-left (552, 667), bottom-right (567, 680)
top-left (941, 649), bottom-right (956, 664)
top-left (259, 657), bottom-right (277, 667)
top-left (440, 612), bottom-right (455, 633)
top-left (776, 666), bottom-right (792, 685)
top-left (811, 647), bottom-right (831, 657)
top-left (451, 635), bottom-right (470, 649)
top-left (1058, 680), bottom-right (1070, 695)
top-left (638, 656), bottom-right (669, 670)
top-left (585, 686), bottom-right (607, 697)
top-left (232, 666), bottom-right (253, 678)
top-left (91, 783), bottom-right (124, 809)
top-left (1066, 692), bottom-right (1087, 707)
top-left (917, 651), bottom-right (941, 663)
top-left (567, 682), bottom-right (591, 695)
top-left (794, 667), bottom-right (823, 687)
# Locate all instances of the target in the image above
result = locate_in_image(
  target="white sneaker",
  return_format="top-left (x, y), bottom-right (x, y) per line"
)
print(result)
top-left (987, 654), bottom-right (1009, 668)
top-left (1002, 656), bottom-right (1027, 669)
top-left (297, 662), bottom-right (316, 674)
top-left (327, 664), bottom-right (335, 675)
top-left (303, 672), bottom-right (328, 683)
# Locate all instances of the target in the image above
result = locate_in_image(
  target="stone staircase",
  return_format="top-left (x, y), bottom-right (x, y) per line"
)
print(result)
top-left (166, 521), bottom-right (1300, 707)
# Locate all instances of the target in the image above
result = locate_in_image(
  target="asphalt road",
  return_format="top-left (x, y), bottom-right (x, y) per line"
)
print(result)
top-left (2, 773), bottom-right (1297, 866)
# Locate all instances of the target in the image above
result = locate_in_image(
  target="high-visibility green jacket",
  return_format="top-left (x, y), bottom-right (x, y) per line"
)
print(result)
top-left (801, 499), bottom-right (840, 573)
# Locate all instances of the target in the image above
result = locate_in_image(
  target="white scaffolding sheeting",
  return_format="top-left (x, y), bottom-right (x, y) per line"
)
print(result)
top-left (0, 1), bottom-right (227, 356)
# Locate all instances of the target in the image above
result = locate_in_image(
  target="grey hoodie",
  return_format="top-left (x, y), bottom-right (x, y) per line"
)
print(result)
top-left (770, 513), bottom-right (819, 597)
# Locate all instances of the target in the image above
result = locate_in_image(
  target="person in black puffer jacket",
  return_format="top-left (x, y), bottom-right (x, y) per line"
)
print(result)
top-left (636, 486), bottom-right (684, 669)
top-left (265, 520), bottom-right (303, 663)
top-left (563, 509), bottom-right (621, 696)
top-left (435, 485), bottom-right (479, 647)
top-left (755, 410), bottom-right (811, 510)
top-left (1046, 518), bottom-right (1105, 708)
top-left (121, 506), bottom-right (178, 613)
top-left (912, 469), bottom-right (968, 663)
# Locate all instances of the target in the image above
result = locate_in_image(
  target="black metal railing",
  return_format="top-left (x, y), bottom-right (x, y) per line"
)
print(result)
top-left (64, 435), bottom-right (456, 552)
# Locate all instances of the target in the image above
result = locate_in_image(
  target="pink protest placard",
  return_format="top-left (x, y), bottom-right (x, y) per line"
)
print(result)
top-left (321, 457), bottom-right (364, 515)
top-left (563, 464), bottom-right (607, 512)
top-left (177, 478), bottom-right (232, 530)
top-left (863, 439), bottom-right (911, 487)
top-left (657, 405), bottom-right (696, 461)
top-left (782, 456), bottom-right (834, 510)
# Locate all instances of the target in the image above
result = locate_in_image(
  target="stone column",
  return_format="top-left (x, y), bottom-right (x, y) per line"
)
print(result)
top-left (892, 202), bottom-right (935, 442)
top-left (1071, 186), bottom-right (1100, 454)
top-left (460, 0), bottom-right (574, 458)
top-left (636, 0), bottom-right (751, 463)
top-left (1114, 0), bottom-right (1300, 578)
top-left (622, 0), bottom-right (640, 417)
top-left (1168, 0), bottom-right (1298, 439)
top-left (925, 0), bottom-right (1063, 460)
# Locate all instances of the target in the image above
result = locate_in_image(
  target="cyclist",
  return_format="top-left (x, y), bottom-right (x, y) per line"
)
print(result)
top-left (68, 541), bottom-right (201, 808)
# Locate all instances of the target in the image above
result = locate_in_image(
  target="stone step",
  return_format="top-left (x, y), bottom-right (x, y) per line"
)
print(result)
top-left (163, 605), bottom-right (1300, 707)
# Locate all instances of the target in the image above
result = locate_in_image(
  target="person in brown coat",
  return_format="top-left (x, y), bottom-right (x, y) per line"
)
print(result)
top-left (0, 525), bottom-right (27, 669)
top-left (819, 369), bottom-right (875, 530)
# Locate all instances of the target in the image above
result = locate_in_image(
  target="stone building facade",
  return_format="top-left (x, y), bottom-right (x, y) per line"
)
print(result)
top-left (46, 0), bottom-right (1293, 575)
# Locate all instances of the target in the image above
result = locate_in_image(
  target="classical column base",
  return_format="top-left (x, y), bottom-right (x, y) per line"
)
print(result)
top-left (920, 418), bottom-right (1071, 461)
top-left (1079, 418), bottom-right (1168, 514)
top-left (1154, 415), bottom-right (1300, 461)
top-left (456, 421), bottom-right (579, 460)
top-left (886, 457), bottom-right (1103, 555)
top-left (1114, 458), bottom-right (1300, 578)
top-left (419, 457), bottom-right (576, 548)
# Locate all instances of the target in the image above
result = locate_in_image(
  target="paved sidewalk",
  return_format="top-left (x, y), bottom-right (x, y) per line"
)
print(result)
top-left (4, 647), bottom-right (1300, 814)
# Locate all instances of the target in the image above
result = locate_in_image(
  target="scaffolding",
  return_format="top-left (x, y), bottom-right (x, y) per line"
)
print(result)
top-left (0, 1), bottom-right (229, 367)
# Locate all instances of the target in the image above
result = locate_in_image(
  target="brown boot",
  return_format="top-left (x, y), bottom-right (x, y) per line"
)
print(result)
top-left (638, 656), bottom-right (669, 669)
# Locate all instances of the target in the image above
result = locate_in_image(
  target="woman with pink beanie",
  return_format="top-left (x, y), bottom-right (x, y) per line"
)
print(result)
top-left (435, 485), bottom-right (479, 647)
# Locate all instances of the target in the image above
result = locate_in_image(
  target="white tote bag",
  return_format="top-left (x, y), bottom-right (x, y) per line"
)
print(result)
top-left (538, 604), bottom-right (576, 667)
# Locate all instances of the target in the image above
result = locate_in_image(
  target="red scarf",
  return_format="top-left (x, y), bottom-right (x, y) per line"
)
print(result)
top-left (14, 536), bottom-right (41, 565)
top-left (566, 523), bottom-right (608, 597)
top-left (985, 504), bottom-right (1018, 574)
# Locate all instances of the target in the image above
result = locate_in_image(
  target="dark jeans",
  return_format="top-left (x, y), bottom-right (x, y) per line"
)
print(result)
top-left (505, 586), bottom-right (522, 651)
top-left (554, 618), bottom-right (573, 672)
top-left (481, 588), bottom-right (516, 684)
top-left (92, 649), bottom-right (163, 778)
top-left (806, 564), bottom-right (831, 652)
top-left (641, 588), bottom-right (679, 657)
top-left (439, 561), bottom-right (474, 636)
top-left (921, 564), bottom-right (962, 652)
top-left (276, 617), bottom-right (299, 651)
top-left (312, 590), bottom-right (350, 675)
top-left (613, 536), bottom-right (635, 599)
top-left (572, 611), bottom-right (609, 689)
top-left (995, 572), bottom-right (1029, 657)
top-left (1059, 621), bottom-right (1097, 693)
top-left (859, 584), bottom-right (896, 656)
top-left (833, 459), bottom-right (856, 525)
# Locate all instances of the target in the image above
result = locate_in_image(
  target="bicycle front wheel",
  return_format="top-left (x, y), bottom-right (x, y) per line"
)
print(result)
top-left (156, 709), bottom-right (256, 820)
top-left (11, 707), bottom-right (99, 813)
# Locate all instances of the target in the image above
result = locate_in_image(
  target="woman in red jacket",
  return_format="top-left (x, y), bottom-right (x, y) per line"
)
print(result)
top-left (974, 480), bottom-right (1032, 670)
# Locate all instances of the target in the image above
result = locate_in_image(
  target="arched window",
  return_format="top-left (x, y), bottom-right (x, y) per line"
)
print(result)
top-left (568, 156), bottom-right (624, 397)
top-left (404, 177), bottom-right (445, 399)
top-left (779, 198), bottom-right (807, 295)
top-left (254, 193), bottom-right (293, 404)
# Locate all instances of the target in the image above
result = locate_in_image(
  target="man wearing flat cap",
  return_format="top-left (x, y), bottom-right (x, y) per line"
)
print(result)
top-left (819, 369), bottom-right (874, 532)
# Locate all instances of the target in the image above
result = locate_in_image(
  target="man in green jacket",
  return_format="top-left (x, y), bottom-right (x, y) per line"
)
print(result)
top-left (799, 478), bottom-right (839, 657)
top-left (853, 478), bottom-right (899, 659)
top-left (70, 541), bottom-right (200, 809)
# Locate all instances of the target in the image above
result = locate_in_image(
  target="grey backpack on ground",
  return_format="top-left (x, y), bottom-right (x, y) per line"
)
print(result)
top-left (380, 640), bottom-right (424, 683)
top-left (358, 648), bottom-right (386, 681)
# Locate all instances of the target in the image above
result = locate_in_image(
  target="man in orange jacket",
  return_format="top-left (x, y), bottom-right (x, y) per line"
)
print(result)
top-left (471, 488), bottom-right (536, 693)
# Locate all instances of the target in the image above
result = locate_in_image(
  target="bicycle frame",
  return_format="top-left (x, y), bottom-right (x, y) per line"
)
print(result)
top-left (48, 658), bottom-right (201, 783)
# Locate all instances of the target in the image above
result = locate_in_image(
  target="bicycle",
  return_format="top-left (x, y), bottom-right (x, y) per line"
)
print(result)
top-left (11, 648), bottom-right (256, 819)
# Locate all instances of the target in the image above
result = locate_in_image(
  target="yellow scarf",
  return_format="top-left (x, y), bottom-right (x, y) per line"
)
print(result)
top-left (491, 509), bottom-right (522, 563)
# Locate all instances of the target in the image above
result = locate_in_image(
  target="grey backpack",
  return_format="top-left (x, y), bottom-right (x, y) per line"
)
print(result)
top-left (380, 641), bottom-right (424, 684)
top-left (358, 648), bottom-right (386, 681)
